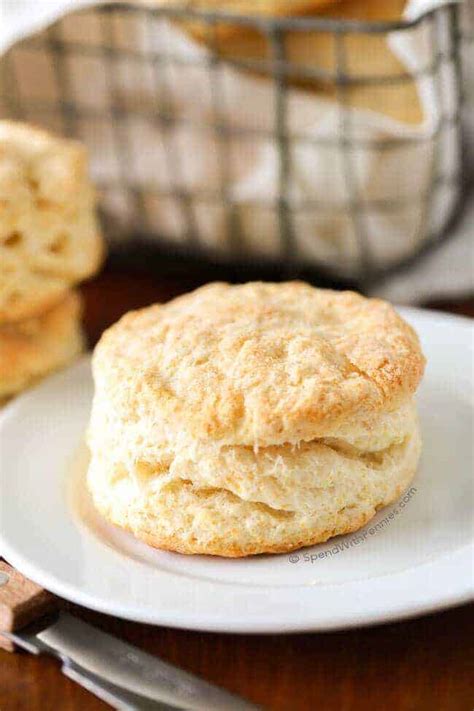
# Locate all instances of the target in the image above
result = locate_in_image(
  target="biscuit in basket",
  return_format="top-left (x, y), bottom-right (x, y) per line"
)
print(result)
top-left (179, 0), bottom-right (422, 124)
top-left (87, 282), bottom-right (425, 557)
top-left (149, 0), bottom-right (343, 49)
top-left (0, 290), bottom-right (84, 403)
top-left (154, 0), bottom-right (339, 19)
top-left (0, 121), bottom-right (103, 323)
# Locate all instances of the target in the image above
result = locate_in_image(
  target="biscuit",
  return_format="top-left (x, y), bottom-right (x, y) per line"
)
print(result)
top-left (0, 121), bottom-right (103, 323)
top-left (177, 0), bottom-right (422, 124)
top-left (148, 0), bottom-right (343, 55)
top-left (87, 281), bottom-right (425, 556)
top-left (0, 290), bottom-right (84, 401)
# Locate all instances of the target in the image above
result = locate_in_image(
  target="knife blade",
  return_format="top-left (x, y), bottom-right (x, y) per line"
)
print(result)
top-left (0, 562), bottom-right (259, 711)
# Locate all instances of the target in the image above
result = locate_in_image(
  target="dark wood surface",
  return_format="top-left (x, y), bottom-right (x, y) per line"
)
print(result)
top-left (1, 267), bottom-right (473, 711)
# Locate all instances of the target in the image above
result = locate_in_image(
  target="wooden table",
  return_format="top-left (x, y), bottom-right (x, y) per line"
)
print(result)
top-left (1, 267), bottom-right (473, 711)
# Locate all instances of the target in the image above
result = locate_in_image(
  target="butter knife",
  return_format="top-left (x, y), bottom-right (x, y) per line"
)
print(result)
top-left (0, 562), bottom-right (259, 710)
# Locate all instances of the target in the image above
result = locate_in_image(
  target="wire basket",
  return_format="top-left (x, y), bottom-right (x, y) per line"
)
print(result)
top-left (0, 1), bottom-right (469, 289)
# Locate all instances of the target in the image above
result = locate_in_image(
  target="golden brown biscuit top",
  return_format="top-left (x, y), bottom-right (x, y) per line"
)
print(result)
top-left (93, 282), bottom-right (425, 446)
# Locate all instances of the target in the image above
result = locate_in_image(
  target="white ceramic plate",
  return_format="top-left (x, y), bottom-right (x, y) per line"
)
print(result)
top-left (0, 307), bottom-right (473, 633)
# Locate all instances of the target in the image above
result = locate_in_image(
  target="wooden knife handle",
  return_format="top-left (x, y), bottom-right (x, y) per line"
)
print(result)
top-left (0, 561), bottom-right (57, 652)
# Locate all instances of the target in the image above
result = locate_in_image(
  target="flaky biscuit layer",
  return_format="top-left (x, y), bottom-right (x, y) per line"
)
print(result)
top-left (0, 121), bottom-right (104, 322)
top-left (87, 414), bottom-right (421, 557)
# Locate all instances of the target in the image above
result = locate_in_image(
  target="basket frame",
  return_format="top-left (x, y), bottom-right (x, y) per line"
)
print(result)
top-left (0, 1), bottom-right (469, 289)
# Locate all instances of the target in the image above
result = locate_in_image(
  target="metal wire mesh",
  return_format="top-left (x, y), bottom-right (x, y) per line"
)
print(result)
top-left (0, 1), bottom-right (469, 289)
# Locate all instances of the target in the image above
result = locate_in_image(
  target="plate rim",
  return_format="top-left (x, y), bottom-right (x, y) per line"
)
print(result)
top-left (0, 532), bottom-right (472, 633)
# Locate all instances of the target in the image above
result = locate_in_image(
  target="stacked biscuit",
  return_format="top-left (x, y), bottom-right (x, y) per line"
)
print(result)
top-left (87, 281), bottom-right (425, 557)
top-left (0, 122), bottom-right (103, 404)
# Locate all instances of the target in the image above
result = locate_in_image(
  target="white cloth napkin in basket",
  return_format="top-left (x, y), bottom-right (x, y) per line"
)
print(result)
top-left (0, 0), bottom-right (472, 303)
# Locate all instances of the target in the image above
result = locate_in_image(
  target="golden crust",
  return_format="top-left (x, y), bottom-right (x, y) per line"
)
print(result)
top-left (96, 503), bottom-right (377, 557)
top-left (0, 121), bottom-right (104, 323)
top-left (93, 282), bottom-right (425, 447)
top-left (0, 290), bottom-right (84, 398)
